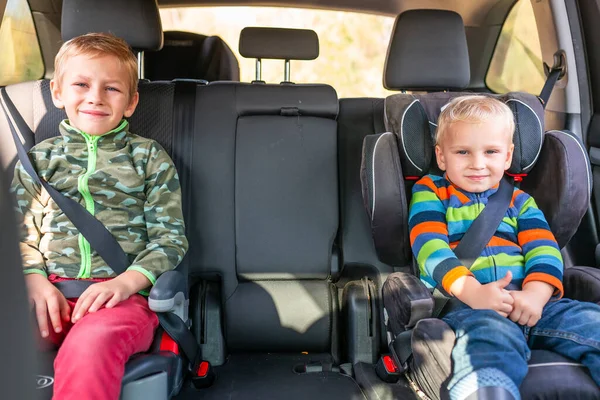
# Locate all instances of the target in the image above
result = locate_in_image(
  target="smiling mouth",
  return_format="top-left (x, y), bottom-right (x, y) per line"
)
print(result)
top-left (466, 175), bottom-right (488, 181)
top-left (80, 110), bottom-right (109, 117)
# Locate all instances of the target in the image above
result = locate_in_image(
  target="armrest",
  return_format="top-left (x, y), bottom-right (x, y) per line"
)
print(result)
top-left (564, 266), bottom-right (600, 304)
top-left (382, 272), bottom-right (434, 335)
top-left (342, 277), bottom-right (380, 364)
top-left (149, 270), bottom-right (189, 322)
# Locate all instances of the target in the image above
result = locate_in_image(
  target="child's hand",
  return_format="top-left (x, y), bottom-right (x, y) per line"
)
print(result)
top-left (25, 273), bottom-right (71, 337)
top-left (451, 271), bottom-right (515, 317)
top-left (71, 270), bottom-right (151, 323)
top-left (508, 281), bottom-right (554, 327)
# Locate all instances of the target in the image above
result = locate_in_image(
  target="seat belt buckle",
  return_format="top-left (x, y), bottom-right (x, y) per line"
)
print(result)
top-left (191, 361), bottom-right (215, 389)
top-left (158, 331), bottom-right (180, 355)
top-left (375, 354), bottom-right (402, 382)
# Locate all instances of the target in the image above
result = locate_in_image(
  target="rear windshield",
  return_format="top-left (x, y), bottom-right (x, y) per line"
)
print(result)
top-left (159, 6), bottom-right (395, 98)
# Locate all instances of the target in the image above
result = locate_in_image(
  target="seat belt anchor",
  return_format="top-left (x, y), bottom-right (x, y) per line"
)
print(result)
top-left (191, 360), bottom-right (215, 389)
top-left (543, 49), bottom-right (567, 81)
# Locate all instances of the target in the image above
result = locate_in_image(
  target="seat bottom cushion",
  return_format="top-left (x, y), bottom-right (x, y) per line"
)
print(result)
top-left (409, 320), bottom-right (599, 400)
top-left (174, 353), bottom-right (366, 400)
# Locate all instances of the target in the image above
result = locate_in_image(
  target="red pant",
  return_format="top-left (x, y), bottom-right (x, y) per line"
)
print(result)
top-left (40, 289), bottom-right (158, 400)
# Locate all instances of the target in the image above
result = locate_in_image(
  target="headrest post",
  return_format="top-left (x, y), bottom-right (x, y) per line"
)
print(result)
top-left (137, 51), bottom-right (145, 80)
top-left (255, 58), bottom-right (262, 81)
top-left (284, 59), bottom-right (291, 82)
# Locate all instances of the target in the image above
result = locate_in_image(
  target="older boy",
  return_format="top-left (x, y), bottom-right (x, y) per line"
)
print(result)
top-left (409, 95), bottom-right (600, 400)
top-left (11, 33), bottom-right (188, 399)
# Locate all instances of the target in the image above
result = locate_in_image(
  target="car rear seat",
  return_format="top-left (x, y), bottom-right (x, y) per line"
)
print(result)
top-left (145, 30), bottom-right (240, 82)
top-left (172, 27), bottom-right (368, 400)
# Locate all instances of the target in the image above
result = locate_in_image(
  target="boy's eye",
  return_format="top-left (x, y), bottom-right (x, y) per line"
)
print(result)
top-left (74, 83), bottom-right (88, 88)
top-left (106, 86), bottom-right (120, 92)
top-left (486, 149), bottom-right (499, 154)
top-left (456, 150), bottom-right (468, 155)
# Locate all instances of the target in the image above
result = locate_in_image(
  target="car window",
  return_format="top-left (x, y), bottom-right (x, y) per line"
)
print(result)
top-left (0, 0), bottom-right (44, 86)
top-left (160, 7), bottom-right (395, 98)
top-left (486, 1), bottom-right (545, 94)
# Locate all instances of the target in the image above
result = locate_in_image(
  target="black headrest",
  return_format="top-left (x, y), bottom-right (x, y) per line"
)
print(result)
top-left (61, 0), bottom-right (163, 52)
top-left (384, 10), bottom-right (470, 91)
top-left (145, 31), bottom-right (240, 81)
top-left (384, 92), bottom-right (544, 177)
top-left (239, 27), bottom-right (319, 60)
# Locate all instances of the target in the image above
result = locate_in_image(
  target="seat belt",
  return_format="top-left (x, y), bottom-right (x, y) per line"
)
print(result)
top-left (539, 49), bottom-right (566, 107)
top-left (1, 88), bottom-right (129, 299)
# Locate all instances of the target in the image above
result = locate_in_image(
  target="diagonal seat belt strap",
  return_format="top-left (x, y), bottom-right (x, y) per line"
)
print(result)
top-left (453, 176), bottom-right (514, 268)
top-left (1, 88), bottom-right (129, 275)
top-left (539, 67), bottom-right (562, 108)
top-left (433, 176), bottom-right (513, 317)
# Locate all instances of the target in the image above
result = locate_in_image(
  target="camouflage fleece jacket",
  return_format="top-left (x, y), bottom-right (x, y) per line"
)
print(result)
top-left (11, 120), bottom-right (188, 285)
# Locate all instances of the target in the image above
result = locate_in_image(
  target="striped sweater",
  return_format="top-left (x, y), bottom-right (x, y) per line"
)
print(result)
top-left (409, 174), bottom-right (563, 298)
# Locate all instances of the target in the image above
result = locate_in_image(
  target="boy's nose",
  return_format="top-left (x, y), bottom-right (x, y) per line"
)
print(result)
top-left (470, 155), bottom-right (485, 169)
top-left (86, 87), bottom-right (104, 104)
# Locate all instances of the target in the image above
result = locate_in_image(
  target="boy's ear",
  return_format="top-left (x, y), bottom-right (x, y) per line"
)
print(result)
top-left (435, 144), bottom-right (446, 171)
top-left (124, 92), bottom-right (139, 118)
top-left (504, 142), bottom-right (515, 170)
top-left (49, 79), bottom-right (64, 109)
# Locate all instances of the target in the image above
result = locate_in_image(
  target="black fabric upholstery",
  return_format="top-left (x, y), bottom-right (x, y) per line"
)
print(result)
top-left (239, 27), bottom-right (319, 60)
top-left (521, 130), bottom-right (591, 248)
top-left (384, 10), bottom-right (470, 91)
top-left (337, 98), bottom-right (394, 274)
top-left (564, 266), bottom-right (600, 304)
top-left (0, 144), bottom-right (38, 400)
top-left (61, 0), bottom-right (163, 52)
top-left (226, 281), bottom-right (333, 352)
top-left (189, 82), bottom-right (339, 351)
top-left (521, 351), bottom-right (599, 400)
top-left (145, 31), bottom-right (240, 82)
top-left (235, 84), bottom-right (338, 117)
top-left (360, 132), bottom-right (410, 268)
top-left (176, 354), bottom-right (366, 400)
top-left (235, 115), bottom-right (337, 278)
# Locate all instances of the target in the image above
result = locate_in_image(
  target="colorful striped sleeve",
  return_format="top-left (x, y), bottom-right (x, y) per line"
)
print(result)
top-left (515, 191), bottom-right (564, 298)
top-left (409, 175), bottom-right (473, 295)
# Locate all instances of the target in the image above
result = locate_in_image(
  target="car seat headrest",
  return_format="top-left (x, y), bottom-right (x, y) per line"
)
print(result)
top-left (384, 92), bottom-right (544, 177)
top-left (61, 0), bottom-right (163, 52)
top-left (384, 10), bottom-right (470, 91)
top-left (239, 27), bottom-right (319, 60)
top-left (145, 31), bottom-right (240, 81)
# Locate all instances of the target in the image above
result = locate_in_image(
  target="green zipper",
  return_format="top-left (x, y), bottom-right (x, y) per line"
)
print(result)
top-left (66, 120), bottom-right (127, 279)
top-left (76, 133), bottom-right (100, 278)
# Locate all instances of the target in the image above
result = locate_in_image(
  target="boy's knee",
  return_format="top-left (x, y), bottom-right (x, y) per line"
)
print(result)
top-left (449, 368), bottom-right (521, 400)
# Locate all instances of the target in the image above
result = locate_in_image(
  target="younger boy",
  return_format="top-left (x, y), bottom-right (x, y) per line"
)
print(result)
top-left (11, 33), bottom-right (188, 400)
top-left (409, 95), bottom-right (600, 400)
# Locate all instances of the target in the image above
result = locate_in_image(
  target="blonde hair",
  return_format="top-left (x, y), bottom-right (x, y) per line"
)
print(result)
top-left (435, 95), bottom-right (515, 145)
top-left (54, 33), bottom-right (138, 97)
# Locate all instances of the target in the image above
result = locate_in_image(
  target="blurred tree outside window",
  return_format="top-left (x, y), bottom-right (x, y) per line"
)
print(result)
top-left (486, 0), bottom-right (545, 94)
top-left (0, 0), bottom-right (44, 86)
top-left (160, 7), bottom-right (395, 98)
